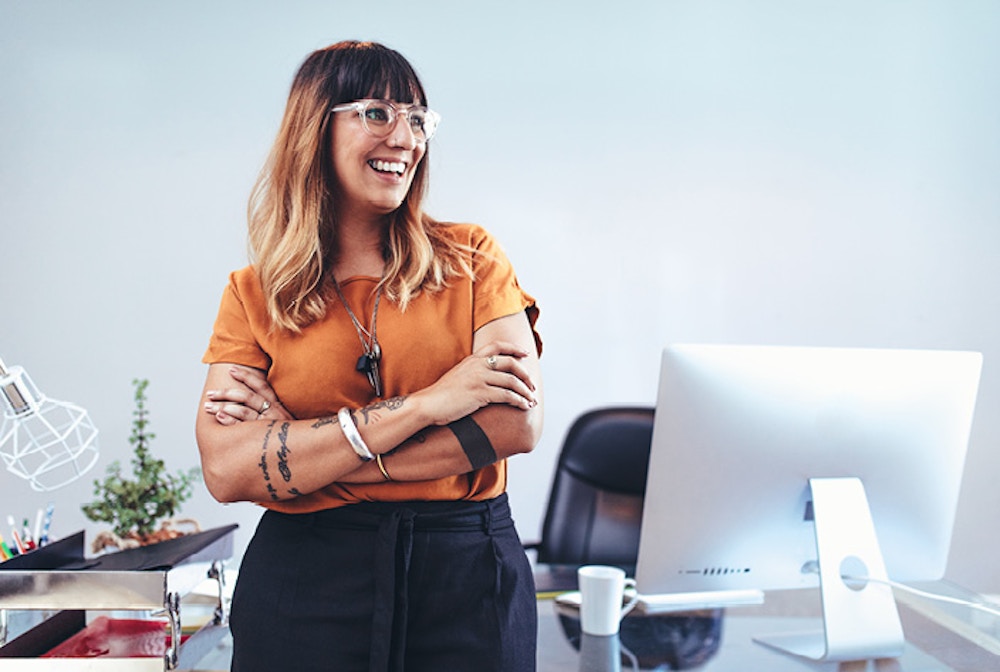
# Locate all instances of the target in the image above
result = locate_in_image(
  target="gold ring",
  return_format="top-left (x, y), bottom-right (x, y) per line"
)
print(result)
top-left (487, 355), bottom-right (498, 370)
top-left (259, 400), bottom-right (271, 414)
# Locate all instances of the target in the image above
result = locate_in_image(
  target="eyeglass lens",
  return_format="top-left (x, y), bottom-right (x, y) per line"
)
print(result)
top-left (361, 101), bottom-right (436, 141)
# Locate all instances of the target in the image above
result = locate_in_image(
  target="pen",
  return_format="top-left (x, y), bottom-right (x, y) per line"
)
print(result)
top-left (8, 515), bottom-right (26, 554)
top-left (33, 509), bottom-right (43, 547)
top-left (40, 503), bottom-right (54, 547)
top-left (22, 518), bottom-right (36, 551)
top-left (0, 533), bottom-right (11, 560)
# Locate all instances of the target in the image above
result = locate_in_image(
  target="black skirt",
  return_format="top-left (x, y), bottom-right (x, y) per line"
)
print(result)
top-left (229, 493), bottom-right (537, 672)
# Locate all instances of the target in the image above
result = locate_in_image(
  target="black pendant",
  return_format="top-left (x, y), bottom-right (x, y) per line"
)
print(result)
top-left (356, 342), bottom-right (381, 374)
top-left (356, 353), bottom-right (374, 373)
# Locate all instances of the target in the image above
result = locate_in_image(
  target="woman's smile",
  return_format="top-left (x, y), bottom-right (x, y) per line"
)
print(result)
top-left (368, 159), bottom-right (407, 177)
top-left (332, 108), bottom-right (425, 216)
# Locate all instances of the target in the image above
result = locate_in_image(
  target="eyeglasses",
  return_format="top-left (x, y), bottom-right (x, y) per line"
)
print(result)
top-left (331, 99), bottom-right (441, 143)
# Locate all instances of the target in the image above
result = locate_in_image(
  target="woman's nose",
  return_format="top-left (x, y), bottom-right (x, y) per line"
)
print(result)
top-left (386, 115), bottom-right (418, 149)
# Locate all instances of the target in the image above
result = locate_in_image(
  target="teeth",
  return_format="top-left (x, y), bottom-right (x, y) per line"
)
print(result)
top-left (371, 160), bottom-right (405, 175)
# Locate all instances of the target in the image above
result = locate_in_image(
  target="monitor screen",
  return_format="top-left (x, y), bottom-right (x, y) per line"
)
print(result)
top-left (635, 344), bottom-right (982, 598)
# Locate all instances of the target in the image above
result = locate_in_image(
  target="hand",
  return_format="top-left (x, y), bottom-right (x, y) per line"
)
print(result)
top-left (203, 365), bottom-right (294, 426)
top-left (416, 341), bottom-right (538, 426)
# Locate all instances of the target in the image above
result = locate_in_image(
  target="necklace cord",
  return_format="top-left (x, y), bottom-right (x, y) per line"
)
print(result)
top-left (332, 277), bottom-right (384, 397)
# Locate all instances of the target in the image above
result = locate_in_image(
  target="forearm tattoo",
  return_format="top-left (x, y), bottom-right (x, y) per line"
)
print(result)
top-left (358, 396), bottom-right (408, 424)
top-left (258, 421), bottom-right (279, 501)
top-left (276, 422), bottom-right (292, 482)
top-left (447, 416), bottom-right (498, 471)
top-left (311, 416), bottom-right (335, 429)
top-left (258, 420), bottom-right (299, 501)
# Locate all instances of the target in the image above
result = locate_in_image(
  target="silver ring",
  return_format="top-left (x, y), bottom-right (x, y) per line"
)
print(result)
top-left (487, 355), bottom-right (498, 370)
top-left (259, 399), bottom-right (271, 414)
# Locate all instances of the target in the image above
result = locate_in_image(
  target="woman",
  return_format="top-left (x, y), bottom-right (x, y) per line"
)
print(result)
top-left (196, 41), bottom-right (543, 671)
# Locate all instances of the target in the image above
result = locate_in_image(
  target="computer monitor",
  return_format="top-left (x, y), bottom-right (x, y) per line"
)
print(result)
top-left (634, 344), bottom-right (983, 661)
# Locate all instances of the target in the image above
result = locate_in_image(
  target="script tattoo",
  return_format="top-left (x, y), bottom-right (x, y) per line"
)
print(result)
top-left (311, 416), bottom-right (335, 429)
top-left (277, 422), bottom-right (292, 482)
top-left (258, 421), bottom-right (279, 501)
top-left (358, 396), bottom-right (408, 425)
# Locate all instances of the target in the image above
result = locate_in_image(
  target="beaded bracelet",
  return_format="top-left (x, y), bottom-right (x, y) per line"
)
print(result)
top-left (337, 407), bottom-right (374, 462)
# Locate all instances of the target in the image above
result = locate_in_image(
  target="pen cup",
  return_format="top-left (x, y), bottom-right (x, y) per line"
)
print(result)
top-left (577, 565), bottom-right (638, 636)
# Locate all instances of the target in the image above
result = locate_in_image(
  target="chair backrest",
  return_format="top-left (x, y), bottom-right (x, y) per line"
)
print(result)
top-left (535, 407), bottom-right (655, 569)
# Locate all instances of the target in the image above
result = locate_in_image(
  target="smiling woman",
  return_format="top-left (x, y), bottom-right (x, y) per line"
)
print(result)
top-left (328, 94), bottom-right (429, 224)
top-left (194, 41), bottom-right (543, 672)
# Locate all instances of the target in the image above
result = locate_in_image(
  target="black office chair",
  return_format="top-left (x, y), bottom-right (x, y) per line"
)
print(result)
top-left (531, 407), bottom-right (725, 670)
top-left (528, 406), bottom-right (655, 570)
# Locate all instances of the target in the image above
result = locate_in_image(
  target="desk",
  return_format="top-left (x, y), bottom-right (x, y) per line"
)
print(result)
top-left (536, 577), bottom-right (1000, 671)
top-left (178, 575), bottom-right (1000, 671)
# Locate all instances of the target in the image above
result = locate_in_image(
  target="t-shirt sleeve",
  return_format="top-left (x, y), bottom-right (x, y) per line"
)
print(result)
top-left (471, 228), bottom-right (543, 356)
top-left (202, 270), bottom-right (272, 370)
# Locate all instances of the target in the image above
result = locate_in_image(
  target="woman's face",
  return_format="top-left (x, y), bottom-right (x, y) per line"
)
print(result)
top-left (330, 99), bottom-right (427, 222)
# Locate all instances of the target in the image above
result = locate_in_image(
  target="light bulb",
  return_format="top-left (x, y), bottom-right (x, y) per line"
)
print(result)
top-left (0, 356), bottom-right (99, 491)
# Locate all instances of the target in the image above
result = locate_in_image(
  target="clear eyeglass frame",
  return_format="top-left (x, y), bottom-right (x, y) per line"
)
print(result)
top-left (331, 99), bottom-right (441, 143)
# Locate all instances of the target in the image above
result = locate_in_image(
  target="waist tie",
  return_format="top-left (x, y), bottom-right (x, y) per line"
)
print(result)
top-left (299, 494), bottom-right (513, 672)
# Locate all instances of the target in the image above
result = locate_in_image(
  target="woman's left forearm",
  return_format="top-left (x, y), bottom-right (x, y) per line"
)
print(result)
top-left (342, 310), bottom-right (544, 484)
top-left (340, 398), bottom-right (544, 484)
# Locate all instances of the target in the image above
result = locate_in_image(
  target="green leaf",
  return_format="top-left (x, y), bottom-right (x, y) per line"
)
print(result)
top-left (80, 378), bottom-right (202, 540)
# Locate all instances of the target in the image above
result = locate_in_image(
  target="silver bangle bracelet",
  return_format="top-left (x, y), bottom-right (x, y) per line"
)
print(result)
top-left (338, 407), bottom-right (375, 462)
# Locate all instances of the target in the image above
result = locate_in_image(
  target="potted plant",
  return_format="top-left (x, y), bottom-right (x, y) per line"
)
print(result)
top-left (82, 378), bottom-right (200, 551)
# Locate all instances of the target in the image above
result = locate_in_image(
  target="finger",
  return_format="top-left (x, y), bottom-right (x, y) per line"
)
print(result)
top-left (227, 368), bottom-right (282, 416)
top-left (487, 383), bottom-right (536, 410)
top-left (213, 410), bottom-right (238, 426)
top-left (484, 356), bottom-right (537, 392)
top-left (228, 366), bottom-right (276, 399)
top-left (213, 390), bottom-right (274, 419)
top-left (224, 402), bottom-right (261, 422)
top-left (206, 387), bottom-right (252, 405)
top-left (227, 365), bottom-right (262, 388)
top-left (487, 371), bottom-right (538, 406)
top-left (204, 399), bottom-right (259, 422)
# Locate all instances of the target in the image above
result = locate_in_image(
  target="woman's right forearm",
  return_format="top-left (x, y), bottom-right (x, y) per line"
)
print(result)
top-left (195, 396), bottom-right (432, 503)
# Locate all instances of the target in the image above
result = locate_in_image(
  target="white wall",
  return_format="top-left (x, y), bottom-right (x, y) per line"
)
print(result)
top-left (2, 1), bottom-right (999, 591)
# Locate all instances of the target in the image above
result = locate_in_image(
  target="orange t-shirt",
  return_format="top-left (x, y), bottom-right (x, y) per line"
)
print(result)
top-left (202, 222), bottom-right (540, 514)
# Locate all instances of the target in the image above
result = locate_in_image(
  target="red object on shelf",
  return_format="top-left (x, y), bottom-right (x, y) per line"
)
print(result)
top-left (42, 617), bottom-right (168, 658)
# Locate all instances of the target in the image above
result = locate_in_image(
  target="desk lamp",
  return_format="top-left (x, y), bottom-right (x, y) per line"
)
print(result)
top-left (0, 355), bottom-right (99, 491)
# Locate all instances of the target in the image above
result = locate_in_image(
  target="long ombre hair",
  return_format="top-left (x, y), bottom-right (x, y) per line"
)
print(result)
top-left (248, 41), bottom-right (472, 332)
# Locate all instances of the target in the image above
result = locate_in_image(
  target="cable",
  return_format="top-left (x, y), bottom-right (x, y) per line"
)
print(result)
top-left (803, 562), bottom-right (1000, 618)
top-left (842, 574), bottom-right (1000, 618)
top-left (619, 640), bottom-right (640, 672)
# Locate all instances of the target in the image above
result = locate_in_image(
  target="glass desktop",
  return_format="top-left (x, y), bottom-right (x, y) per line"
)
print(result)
top-left (535, 564), bottom-right (1000, 672)
top-left (15, 566), bottom-right (992, 670)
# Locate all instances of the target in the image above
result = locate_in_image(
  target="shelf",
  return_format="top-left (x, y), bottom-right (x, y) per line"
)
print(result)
top-left (0, 525), bottom-right (237, 670)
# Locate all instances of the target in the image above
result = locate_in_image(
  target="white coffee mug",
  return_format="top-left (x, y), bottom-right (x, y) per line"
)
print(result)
top-left (577, 565), bottom-right (638, 636)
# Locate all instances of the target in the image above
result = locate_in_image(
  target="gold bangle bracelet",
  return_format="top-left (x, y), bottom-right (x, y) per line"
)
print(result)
top-left (375, 453), bottom-right (392, 481)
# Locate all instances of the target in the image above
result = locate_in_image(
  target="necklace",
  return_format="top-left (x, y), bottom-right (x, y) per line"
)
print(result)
top-left (332, 277), bottom-right (383, 397)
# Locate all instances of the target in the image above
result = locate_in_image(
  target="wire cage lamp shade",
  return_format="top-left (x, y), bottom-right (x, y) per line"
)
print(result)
top-left (0, 356), bottom-right (99, 492)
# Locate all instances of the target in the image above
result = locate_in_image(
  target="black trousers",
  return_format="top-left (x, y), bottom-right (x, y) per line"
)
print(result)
top-left (229, 494), bottom-right (537, 672)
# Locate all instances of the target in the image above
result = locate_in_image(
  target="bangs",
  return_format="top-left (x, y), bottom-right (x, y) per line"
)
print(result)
top-left (331, 42), bottom-right (427, 106)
